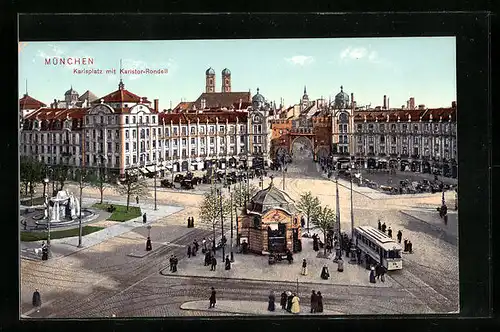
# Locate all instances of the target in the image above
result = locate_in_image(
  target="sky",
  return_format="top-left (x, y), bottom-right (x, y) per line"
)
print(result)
top-left (18, 37), bottom-right (456, 110)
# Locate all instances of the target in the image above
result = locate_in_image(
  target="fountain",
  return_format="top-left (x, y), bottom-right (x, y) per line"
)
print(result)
top-left (32, 190), bottom-right (95, 228)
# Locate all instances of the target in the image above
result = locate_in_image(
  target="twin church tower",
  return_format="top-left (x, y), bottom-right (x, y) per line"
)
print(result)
top-left (205, 67), bottom-right (231, 93)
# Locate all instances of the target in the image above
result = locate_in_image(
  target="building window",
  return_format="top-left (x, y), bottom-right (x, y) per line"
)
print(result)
top-left (380, 136), bottom-right (385, 144)
top-left (191, 138), bottom-right (195, 144)
top-left (191, 127), bottom-right (196, 134)
top-left (133, 130), bottom-right (137, 138)
top-left (391, 124), bottom-right (396, 132)
top-left (182, 138), bottom-right (187, 146)
top-left (391, 136), bottom-right (396, 144)
top-left (115, 156), bottom-right (119, 165)
top-left (182, 127), bottom-right (187, 136)
top-left (413, 124), bottom-right (419, 133)
top-left (210, 137), bottom-right (215, 145)
top-left (125, 142), bottom-right (129, 152)
top-left (146, 116), bottom-right (149, 123)
top-left (152, 116), bottom-right (156, 124)
top-left (414, 137), bottom-right (419, 144)
top-left (357, 124), bottom-right (362, 132)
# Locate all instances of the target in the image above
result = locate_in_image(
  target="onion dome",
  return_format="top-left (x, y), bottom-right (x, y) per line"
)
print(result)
top-left (334, 85), bottom-right (350, 108)
top-left (252, 88), bottom-right (266, 104)
top-left (65, 86), bottom-right (78, 96)
top-left (222, 68), bottom-right (231, 75)
top-left (206, 67), bottom-right (215, 75)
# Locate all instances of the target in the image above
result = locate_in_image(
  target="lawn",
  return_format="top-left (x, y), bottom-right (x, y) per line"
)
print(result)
top-left (20, 226), bottom-right (105, 242)
top-left (92, 203), bottom-right (142, 222)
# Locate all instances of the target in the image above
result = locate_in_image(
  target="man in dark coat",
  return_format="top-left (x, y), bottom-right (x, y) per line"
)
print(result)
top-left (142, 213), bottom-right (147, 224)
top-left (209, 287), bottom-right (216, 308)
top-left (193, 239), bottom-right (199, 253)
top-left (225, 255), bottom-right (231, 270)
top-left (397, 230), bottom-right (403, 244)
top-left (280, 291), bottom-right (287, 310)
top-left (387, 227), bottom-right (392, 238)
top-left (146, 236), bottom-right (152, 251)
top-left (187, 217), bottom-right (191, 228)
top-left (268, 291), bottom-right (276, 312)
top-left (286, 291), bottom-right (293, 312)
top-left (41, 243), bottom-right (49, 261)
top-left (316, 292), bottom-right (323, 313)
top-left (381, 222), bottom-right (387, 233)
top-left (310, 290), bottom-right (318, 313)
top-left (187, 245), bottom-right (192, 258)
top-left (321, 265), bottom-right (329, 280)
top-left (32, 289), bottom-right (41, 312)
top-left (408, 241), bottom-right (413, 253)
top-left (286, 250), bottom-right (293, 264)
top-left (204, 251), bottom-right (211, 266)
top-left (169, 255), bottom-right (174, 271)
top-left (172, 255), bottom-right (178, 272)
top-left (403, 239), bottom-right (408, 252)
top-left (210, 256), bottom-right (217, 271)
top-left (312, 234), bottom-right (319, 251)
top-left (136, 196), bottom-right (139, 204)
top-left (191, 217), bottom-right (195, 227)
top-left (378, 219), bottom-right (382, 230)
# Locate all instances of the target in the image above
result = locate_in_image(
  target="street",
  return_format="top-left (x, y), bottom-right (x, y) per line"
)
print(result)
top-left (20, 159), bottom-right (459, 317)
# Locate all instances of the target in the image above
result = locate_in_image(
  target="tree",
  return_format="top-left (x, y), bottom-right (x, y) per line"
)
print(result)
top-left (199, 188), bottom-right (231, 252)
top-left (313, 205), bottom-right (336, 255)
top-left (20, 156), bottom-right (44, 205)
top-left (89, 167), bottom-right (110, 204)
top-left (75, 167), bottom-right (91, 247)
top-left (53, 164), bottom-right (70, 192)
top-left (116, 174), bottom-right (149, 211)
top-left (297, 191), bottom-right (321, 234)
top-left (233, 183), bottom-right (259, 207)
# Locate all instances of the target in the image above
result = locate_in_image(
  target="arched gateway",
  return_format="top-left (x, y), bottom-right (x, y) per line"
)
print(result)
top-left (291, 136), bottom-right (314, 160)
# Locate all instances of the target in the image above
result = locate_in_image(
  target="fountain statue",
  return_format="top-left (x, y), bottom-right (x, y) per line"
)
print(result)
top-left (44, 190), bottom-right (80, 223)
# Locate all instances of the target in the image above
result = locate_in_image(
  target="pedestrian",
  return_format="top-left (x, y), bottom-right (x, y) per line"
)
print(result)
top-left (337, 258), bottom-right (344, 272)
top-left (286, 250), bottom-right (293, 264)
top-left (375, 264), bottom-right (382, 280)
top-left (380, 266), bottom-right (386, 283)
top-left (286, 291), bottom-right (293, 312)
top-left (280, 291), bottom-right (287, 310)
top-left (191, 217), bottom-right (195, 227)
top-left (211, 256), bottom-right (217, 271)
top-left (356, 249), bottom-right (361, 264)
top-left (41, 243), bottom-right (48, 261)
top-left (316, 291), bottom-right (323, 313)
top-left (142, 213), bottom-right (147, 224)
top-left (136, 196), bottom-right (139, 204)
top-left (312, 235), bottom-right (319, 251)
top-left (204, 251), bottom-right (211, 266)
top-left (291, 293), bottom-right (300, 314)
top-left (387, 227), bottom-right (392, 238)
top-left (187, 245), bottom-right (192, 258)
top-left (32, 289), bottom-right (41, 312)
top-left (369, 266), bottom-right (376, 283)
top-left (310, 290), bottom-right (318, 313)
top-left (378, 219), bottom-right (382, 230)
top-left (169, 255), bottom-right (174, 271)
top-left (202, 238), bottom-right (207, 253)
top-left (397, 230), bottom-right (403, 244)
top-left (209, 287), bottom-right (216, 308)
top-left (187, 217), bottom-right (191, 228)
top-left (194, 239), bottom-right (199, 252)
top-left (321, 264), bottom-right (330, 280)
top-left (300, 259), bottom-right (307, 276)
top-left (408, 240), bottom-right (413, 254)
top-left (173, 255), bottom-right (179, 272)
top-left (403, 239), bottom-right (408, 252)
top-left (268, 291), bottom-right (275, 312)
top-left (381, 222), bottom-right (386, 233)
top-left (146, 236), bottom-right (152, 251)
top-left (225, 255), bottom-right (231, 270)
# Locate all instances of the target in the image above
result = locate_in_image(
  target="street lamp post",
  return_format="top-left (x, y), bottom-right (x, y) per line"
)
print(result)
top-left (335, 171), bottom-right (342, 259)
top-left (350, 163), bottom-right (355, 240)
top-left (43, 174), bottom-right (52, 258)
top-left (77, 168), bottom-right (85, 248)
top-left (154, 158), bottom-right (163, 211)
top-left (229, 184), bottom-right (234, 262)
top-left (217, 187), bottom-right (225, 259)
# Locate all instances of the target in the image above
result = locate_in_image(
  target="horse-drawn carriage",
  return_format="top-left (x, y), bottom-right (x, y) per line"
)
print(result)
top-left (160, 179), bottom-right (176, 188)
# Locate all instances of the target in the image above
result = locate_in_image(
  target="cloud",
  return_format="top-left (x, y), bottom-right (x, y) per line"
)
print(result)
top-left (339, 46), bottom-right (369, 60)
top-left (285, 55), bottom-right (314, 66)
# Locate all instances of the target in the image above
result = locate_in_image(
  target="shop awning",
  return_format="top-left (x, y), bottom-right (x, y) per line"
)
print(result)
top-left (145, 166), bottom-right (156, 173)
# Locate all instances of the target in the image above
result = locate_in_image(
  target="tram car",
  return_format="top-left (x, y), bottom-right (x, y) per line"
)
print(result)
top-left (353, 226), bottom-right (403, 271)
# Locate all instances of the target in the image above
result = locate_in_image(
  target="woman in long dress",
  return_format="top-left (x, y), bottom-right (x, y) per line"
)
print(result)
top-left (316, 291), bottom-right (323, 313)
top-left (369, 266), bottom-right (376, 283)
top-left (321, 265), bottom-right (330, 280)
top-left (267, 291), bottom-right (275, 312)
top-left (291, 293), bottom-right (300, 314)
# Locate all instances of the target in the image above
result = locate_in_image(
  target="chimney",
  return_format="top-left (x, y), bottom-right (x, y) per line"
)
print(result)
top-left (383, 95), bottom-right (387, 109)
top-left (154, 99), bottom-right (159, 113)
top-left (387, 97), bottom-right (390, 110)
top-left (409, 97), bottom-right (415, 110)
top-left (452, 101), bottom-right (456, 108)
top-left (406, 100), bottom-right (410, 109)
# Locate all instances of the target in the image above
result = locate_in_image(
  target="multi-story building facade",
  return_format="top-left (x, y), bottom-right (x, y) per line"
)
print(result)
top-left (20, 74), bottom-right (275, 178)
top-left (270, 85), bottom-right (457, 177)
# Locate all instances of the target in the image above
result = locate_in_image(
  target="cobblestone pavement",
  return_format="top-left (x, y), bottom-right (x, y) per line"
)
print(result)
top-left (20, 159), bottom-right (458, 317)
